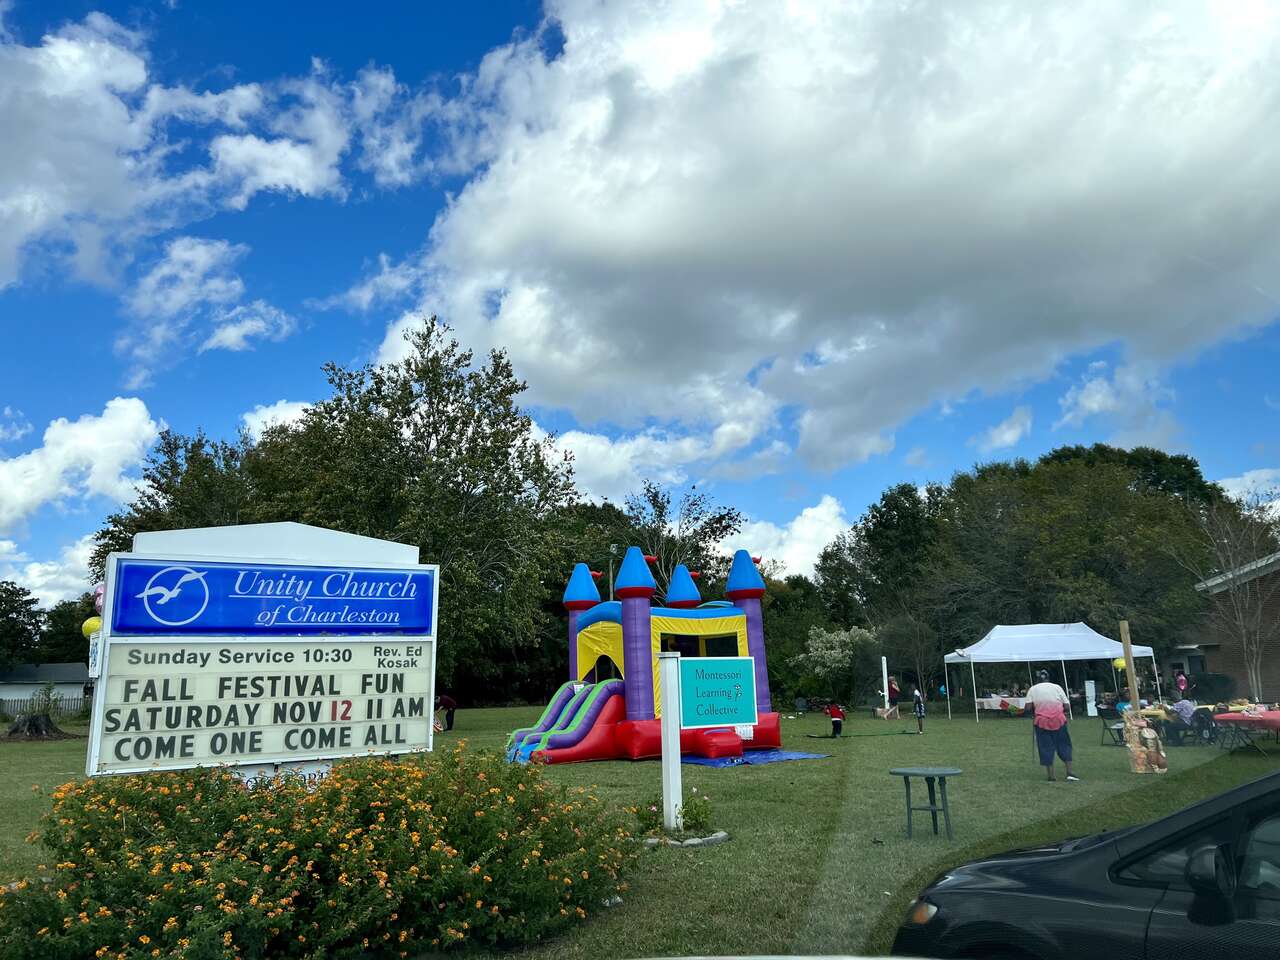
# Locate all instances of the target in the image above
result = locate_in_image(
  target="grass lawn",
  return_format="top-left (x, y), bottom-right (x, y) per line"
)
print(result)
top-left (1, 709), bottom-right (1275, 957)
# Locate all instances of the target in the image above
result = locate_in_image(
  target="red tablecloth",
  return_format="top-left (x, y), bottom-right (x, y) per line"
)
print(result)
top-left (1215, 711), bottom-right (1280, 731)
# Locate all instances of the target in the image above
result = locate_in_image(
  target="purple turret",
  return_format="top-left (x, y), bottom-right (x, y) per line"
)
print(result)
top-left (562, 562), bottom-right (601, 680)
top-left (725, 549), bottom-right (771, 715)
top-left (615, 546), bottom-right (657, 721)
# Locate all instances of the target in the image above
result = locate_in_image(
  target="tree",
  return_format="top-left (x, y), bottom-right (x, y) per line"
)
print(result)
top-left (94, 317), bottom-right (577, 703)
top-left (1038, 443), bottom-right (1223, 504)
top-left (1170, 490), bottom-right (1280, 700)
top-left (760, 574), bottom-right (834, 704)
top-left (789, 624), bottom-right (880, 704)
top-left (37, 594), bottom-right (96, 665)
top-left (0, 581), bottom-right (42, 672)
top-left (877, 610), bottom-right (939, 696)
top-left (624, 481), bottom-right (742, 599)
top-left (92, 431), bottom-right (250, 577)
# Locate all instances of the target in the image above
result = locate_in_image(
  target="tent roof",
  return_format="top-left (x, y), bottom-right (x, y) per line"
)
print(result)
top-left (944, 622), bottom-right (1154, 664)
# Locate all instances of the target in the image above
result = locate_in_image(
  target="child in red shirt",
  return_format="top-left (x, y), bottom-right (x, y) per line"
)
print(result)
top-left (825, 703), bottom-right (845, 737)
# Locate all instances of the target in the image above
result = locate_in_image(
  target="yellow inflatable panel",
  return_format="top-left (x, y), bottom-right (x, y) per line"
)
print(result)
top-left (575, 614), bottom-right (748, 716)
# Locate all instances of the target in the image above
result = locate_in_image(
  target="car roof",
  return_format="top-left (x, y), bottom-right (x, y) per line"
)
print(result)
top-left (1115, 768), bottom-right (1280, 858)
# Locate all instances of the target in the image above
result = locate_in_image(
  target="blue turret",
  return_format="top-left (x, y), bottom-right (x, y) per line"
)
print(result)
top-left (665, 564), bottom-right (701, 608)
top-left (562, 562), bottom-right (601, 680)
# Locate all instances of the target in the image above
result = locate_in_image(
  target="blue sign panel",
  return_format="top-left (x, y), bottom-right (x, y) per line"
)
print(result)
top-left (111, 559), bottom-right (435, 636)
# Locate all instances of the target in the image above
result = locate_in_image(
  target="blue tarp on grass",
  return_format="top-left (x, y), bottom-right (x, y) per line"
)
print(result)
top-left (681, 749), bottom-right (830, 768)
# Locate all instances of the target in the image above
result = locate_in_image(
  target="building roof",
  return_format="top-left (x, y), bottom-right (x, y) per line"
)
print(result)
top-left (0, 662), bottom-right (89, 684)
top-left (1194, 550), bottom-right (1280, 595)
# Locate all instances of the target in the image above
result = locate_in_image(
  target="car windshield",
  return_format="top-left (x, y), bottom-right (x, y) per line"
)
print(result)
top-left (2, 3), bottom-right (1279, 960)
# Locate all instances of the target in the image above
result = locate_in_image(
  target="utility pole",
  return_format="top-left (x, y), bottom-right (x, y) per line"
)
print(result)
top-left (608, 543), bottom-right (619, 601)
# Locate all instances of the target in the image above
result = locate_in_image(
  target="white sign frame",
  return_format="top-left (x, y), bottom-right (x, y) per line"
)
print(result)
top-left (88, 545), bottom-right (438, 778)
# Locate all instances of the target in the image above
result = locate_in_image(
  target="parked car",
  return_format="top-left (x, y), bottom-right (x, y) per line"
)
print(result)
top-left (892, 770), bottom-right (1280, 959)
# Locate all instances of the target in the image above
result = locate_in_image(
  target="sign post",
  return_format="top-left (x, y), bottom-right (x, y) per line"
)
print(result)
top-left (87, 523), bottom-right (438, 780)
top-left (658, 653), bottom-right (683, 832)
top-left (659, 654), bottom-right (758, 833)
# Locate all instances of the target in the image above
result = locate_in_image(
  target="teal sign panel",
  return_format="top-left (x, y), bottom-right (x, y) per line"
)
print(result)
top-left (678, 656), bottom-right (757, 729)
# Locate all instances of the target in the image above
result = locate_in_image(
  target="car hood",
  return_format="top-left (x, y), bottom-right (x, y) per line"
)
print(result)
top-left (924, 828), bottom-right (1131, 892)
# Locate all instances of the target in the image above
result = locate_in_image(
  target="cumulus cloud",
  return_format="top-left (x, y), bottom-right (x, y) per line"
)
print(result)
top-left (0, 406), bottom-right (32, 443)
top-left (0, 398), bottom-right (160, 532)
top-left (974, 406), bottom-right (1033, 453)
top-left (1056, 362), bottom-right (1180, 448)
top-left (1217, 467), bottom-right (1280, 505)
top-left (242, 399), bottom-right (310, 439)
top-left (0, 533), bottom-right (96, 606)
top-left (201, 300), bottom-right (296, 352)
top-left (724, 495), bottom-right (850, 578)
top-left (118, 237), bottom-right (294, 383)
top-left (352, 0), bottom-right (1280, 476)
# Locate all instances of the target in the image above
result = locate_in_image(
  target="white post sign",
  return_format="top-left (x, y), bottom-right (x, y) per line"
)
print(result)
top-left (87, 523), bottom-right (438, 779)
top-left (658, 652), bottom-right (683, 832)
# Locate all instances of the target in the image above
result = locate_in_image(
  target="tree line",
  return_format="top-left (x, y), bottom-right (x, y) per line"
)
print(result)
top-left (3, 316), bottom-right (1272, 705)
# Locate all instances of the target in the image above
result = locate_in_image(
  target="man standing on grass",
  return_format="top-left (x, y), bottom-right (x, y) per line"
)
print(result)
top-left (1027, 669), bottom-right (1078, 782)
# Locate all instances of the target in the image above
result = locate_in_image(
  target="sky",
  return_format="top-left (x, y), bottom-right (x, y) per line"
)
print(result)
top-left (2, 0), bottom-right (1279, 606)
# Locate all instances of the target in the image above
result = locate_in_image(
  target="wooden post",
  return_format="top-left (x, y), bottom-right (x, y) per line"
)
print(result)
top-left (1119, 620), bottom-right (1140, 710)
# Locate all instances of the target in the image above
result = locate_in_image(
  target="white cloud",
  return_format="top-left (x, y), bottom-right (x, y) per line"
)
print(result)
top-left (211, 67), bottom-right (351, 209)
top-left (0, 406), bottom-right (32, 442)
top-left (242, 399), bottom-right (310, 439)
top-left (0, 13), bottom-right (273, 287)
top-left (1217, 468), bottom-right (1280, 509)
top-left (1056, 362), bottom-right (1180, 448)
top-left (117, 236), bottom-right (294, 383)
top-left (0, 533), bottom-right (96, 606)
top-left (356, 1), bottom-right (1280, 476)
top-left (315, 251), bottom-right (423, 312)
top-left (724, 495), bottom-right (850, 578)
top-left (974, 405), bottom-right (1033, 453)
top-left (201, 300), bottom-right (296, 352)
top-left (903, 446), bottom-right (928, 468)
top-left (0, 398), bottom-right (160, 532)
top-left (126, 236), bottom-right (246, 320)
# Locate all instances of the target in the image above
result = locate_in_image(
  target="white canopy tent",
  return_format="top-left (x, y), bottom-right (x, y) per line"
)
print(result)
top-left (943, 623), bottom-right (1158, 721)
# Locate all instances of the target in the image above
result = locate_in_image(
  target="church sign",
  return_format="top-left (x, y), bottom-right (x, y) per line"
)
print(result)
top-left (87, 528), bottom-right (438, 778)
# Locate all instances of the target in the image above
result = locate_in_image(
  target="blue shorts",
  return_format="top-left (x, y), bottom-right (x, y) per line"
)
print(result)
top-left (1035, 724), bottom-right (1072, 765)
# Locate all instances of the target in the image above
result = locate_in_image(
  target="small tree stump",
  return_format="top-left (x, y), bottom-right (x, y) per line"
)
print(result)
top-left (7, 713), bottom-right (69, 740)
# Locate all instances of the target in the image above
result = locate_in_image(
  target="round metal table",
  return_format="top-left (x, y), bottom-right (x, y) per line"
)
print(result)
top-left (889, 766), bottom-right (962, 840)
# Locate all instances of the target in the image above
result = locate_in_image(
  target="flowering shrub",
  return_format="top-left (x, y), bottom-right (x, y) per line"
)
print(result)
top-left (0, 743), bottom-right (632, 959)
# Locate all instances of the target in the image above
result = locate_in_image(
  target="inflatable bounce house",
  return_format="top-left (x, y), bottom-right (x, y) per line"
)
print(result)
top-left (507, 546), bottom-right (782, 763)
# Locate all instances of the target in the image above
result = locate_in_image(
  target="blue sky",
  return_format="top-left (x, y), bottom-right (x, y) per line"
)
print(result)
top-left (2, 1), bottom-right (1279, 604)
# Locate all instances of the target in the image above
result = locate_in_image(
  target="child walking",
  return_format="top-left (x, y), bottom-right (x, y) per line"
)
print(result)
top-left (913, 687), bottom-right (926, 734)
top-left (826, 702), bottom-right (845, 737)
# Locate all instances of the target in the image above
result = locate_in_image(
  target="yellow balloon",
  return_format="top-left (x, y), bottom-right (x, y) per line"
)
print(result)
top-left (82, 616), bottom-right (102, 639)
top-left (1112, 657), bottom-right (1127, 670)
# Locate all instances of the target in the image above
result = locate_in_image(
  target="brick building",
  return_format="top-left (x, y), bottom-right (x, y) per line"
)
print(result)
top-left (1193, 550), bottom-right (1280, 702)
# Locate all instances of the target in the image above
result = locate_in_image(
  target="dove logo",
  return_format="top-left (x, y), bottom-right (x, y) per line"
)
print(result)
top-left (134, 567), bottom-right (211, 627)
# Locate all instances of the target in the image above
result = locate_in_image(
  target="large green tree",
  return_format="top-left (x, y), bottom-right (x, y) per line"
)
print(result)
top-left (94, 318), bottom-right (576, 703)
top-left (624, 481), bottom-right (743, 599)
top-left (818, 447), bottom-right (1214, 687)
top-left (36, 594), bottom-right (96, 665)
top-left (0, 581), bottom-right (43, 672)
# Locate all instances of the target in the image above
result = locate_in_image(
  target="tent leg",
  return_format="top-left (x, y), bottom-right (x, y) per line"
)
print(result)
top-left (1153, 656), bottom-right (1163, 703)
top-left (1027, 662), bottom-right (1033, 689)
top-left (970, 661), bottom-right (978, 723)
top-left (945, 662), bottom-right (952, 720)
top-left (1061, 659), bottom-right (1072, 720)
top-left (1111, 661), bottom-right (1119, 693)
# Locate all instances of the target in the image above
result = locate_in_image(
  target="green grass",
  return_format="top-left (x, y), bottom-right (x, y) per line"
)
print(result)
top-left (1, 710), bottom-right (1274, 957)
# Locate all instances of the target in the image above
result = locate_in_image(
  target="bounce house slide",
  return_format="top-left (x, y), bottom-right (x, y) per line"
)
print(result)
top-left (509, 680), bottom-right (625, 764)
top-left (505, 680), bottom-right (577, 751)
